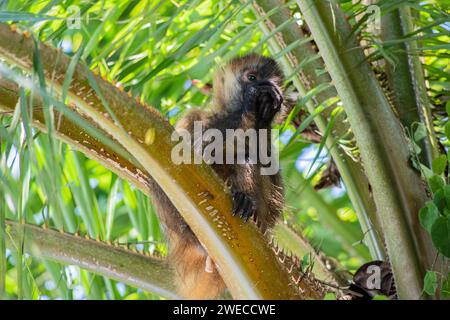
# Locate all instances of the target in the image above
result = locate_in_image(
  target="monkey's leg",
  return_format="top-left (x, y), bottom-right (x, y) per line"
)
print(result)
top-left (149, 178), bottom-right (225, 299)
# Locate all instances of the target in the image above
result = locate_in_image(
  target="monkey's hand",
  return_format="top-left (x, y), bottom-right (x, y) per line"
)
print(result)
top-left (242, 84), bottom-right (283, 126)
top-left (231, 189), bottom-right (256, 222)
top-left (256, 85), bottom-right (283, 126)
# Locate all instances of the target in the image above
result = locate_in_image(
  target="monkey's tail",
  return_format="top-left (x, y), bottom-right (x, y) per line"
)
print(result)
top-left (148, 179), bottom-right (226, 299)
top-left (169, 233), bottom-right (226, 299)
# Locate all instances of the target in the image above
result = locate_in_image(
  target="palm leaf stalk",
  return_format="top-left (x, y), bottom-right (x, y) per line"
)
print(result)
top-left (296, 0), bottom-right (436, 299)
top-left (0, 75), bottom-right (344, 296)
top-left (380, 2), bottom-right (440, 166)
top-left (0, 23), bottom-right (323, 299)
top-left (4, 220), bottom-right (179, 299)
top-left (253, 0), bottom-right (384, 260)
top-left (273, 223), bottom-right (352, 286)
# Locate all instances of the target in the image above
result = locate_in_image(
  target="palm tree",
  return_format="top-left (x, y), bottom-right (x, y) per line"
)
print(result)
top-left (0, 0), bottom-right (448, 300)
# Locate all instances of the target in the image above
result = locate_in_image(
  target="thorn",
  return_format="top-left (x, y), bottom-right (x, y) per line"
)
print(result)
top-left (272, 244), bottom-right (281, 255)
top-left (127, 91), bottom-right (133, 98)
top-left (293, 257), bottom-right (299, 268)
top-left (287, 263), bottom-right (294, 273)
top-left (93, 69), bottom-right (99, 76)
top-left (298, 272), bottom-right (307, 284)
top-left (10, 24), bottom-right (17, 32)
top-left (23, 30), bottom-right (31, 38)
top-left (74, 231), bottom-right (79, 237)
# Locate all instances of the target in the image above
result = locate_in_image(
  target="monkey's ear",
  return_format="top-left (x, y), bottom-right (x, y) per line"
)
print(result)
top-left (192, 79), bottom-right (213, 95)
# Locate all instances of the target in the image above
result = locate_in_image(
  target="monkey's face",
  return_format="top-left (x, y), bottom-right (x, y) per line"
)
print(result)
top-left (213, 54), bottom-right (284, 119)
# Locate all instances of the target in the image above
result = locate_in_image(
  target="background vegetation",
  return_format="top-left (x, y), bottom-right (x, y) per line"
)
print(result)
top-left (0, 0), bottom-right (448, 299)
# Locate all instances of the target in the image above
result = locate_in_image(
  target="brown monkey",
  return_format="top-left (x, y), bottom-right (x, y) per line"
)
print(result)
top-left (150, 54), bottom-right (285, 299)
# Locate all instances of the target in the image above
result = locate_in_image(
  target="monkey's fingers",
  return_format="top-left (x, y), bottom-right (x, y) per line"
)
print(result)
top-left (271, 85), bottom-right (283, 104)
top-left (265, 86), bottom-right (283, 110)
top-left (231, 191), bottom-right (256, 221)
top-left (232, 191), bottom-right (245, 216)
top-left (239, 197), bottom-right (256, 222)
top-left (258, 91), bottom-right (282, 124)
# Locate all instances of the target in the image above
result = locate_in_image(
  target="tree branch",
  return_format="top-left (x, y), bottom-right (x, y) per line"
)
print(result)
top-left (4, 220), bottom-right (179, 299)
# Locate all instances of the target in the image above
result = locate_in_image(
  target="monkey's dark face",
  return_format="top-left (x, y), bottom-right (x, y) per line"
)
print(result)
top-left (213, 54), bottom-right (284, 118)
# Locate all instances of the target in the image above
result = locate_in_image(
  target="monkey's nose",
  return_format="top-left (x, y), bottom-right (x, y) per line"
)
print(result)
top-left (255, 80), bottom-right (273, 87)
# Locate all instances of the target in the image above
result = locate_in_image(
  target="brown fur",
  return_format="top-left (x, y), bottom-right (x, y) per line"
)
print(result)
top-left (151, 54), bottom-right (285, 299)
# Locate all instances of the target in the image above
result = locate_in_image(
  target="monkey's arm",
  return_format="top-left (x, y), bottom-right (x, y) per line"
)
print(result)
top-left (176, 82), bottom-right (283, 222)
top-left (228, 164), bottom-right (258, 221)
top-left (175, 108), bottom-right (258, 221)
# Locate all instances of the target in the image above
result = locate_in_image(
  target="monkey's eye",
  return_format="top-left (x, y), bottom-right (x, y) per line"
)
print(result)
top-left (247, 74), bottom-right (257, 81)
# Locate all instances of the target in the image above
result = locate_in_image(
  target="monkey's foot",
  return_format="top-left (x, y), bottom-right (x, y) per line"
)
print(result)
top-left (205, 255), bottom-right (214, 273)
top-left (232, 191), bottom-right (256, 221)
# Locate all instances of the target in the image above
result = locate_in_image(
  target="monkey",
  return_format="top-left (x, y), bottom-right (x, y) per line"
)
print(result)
top-left (149, 54), bottom-right (286, 299)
